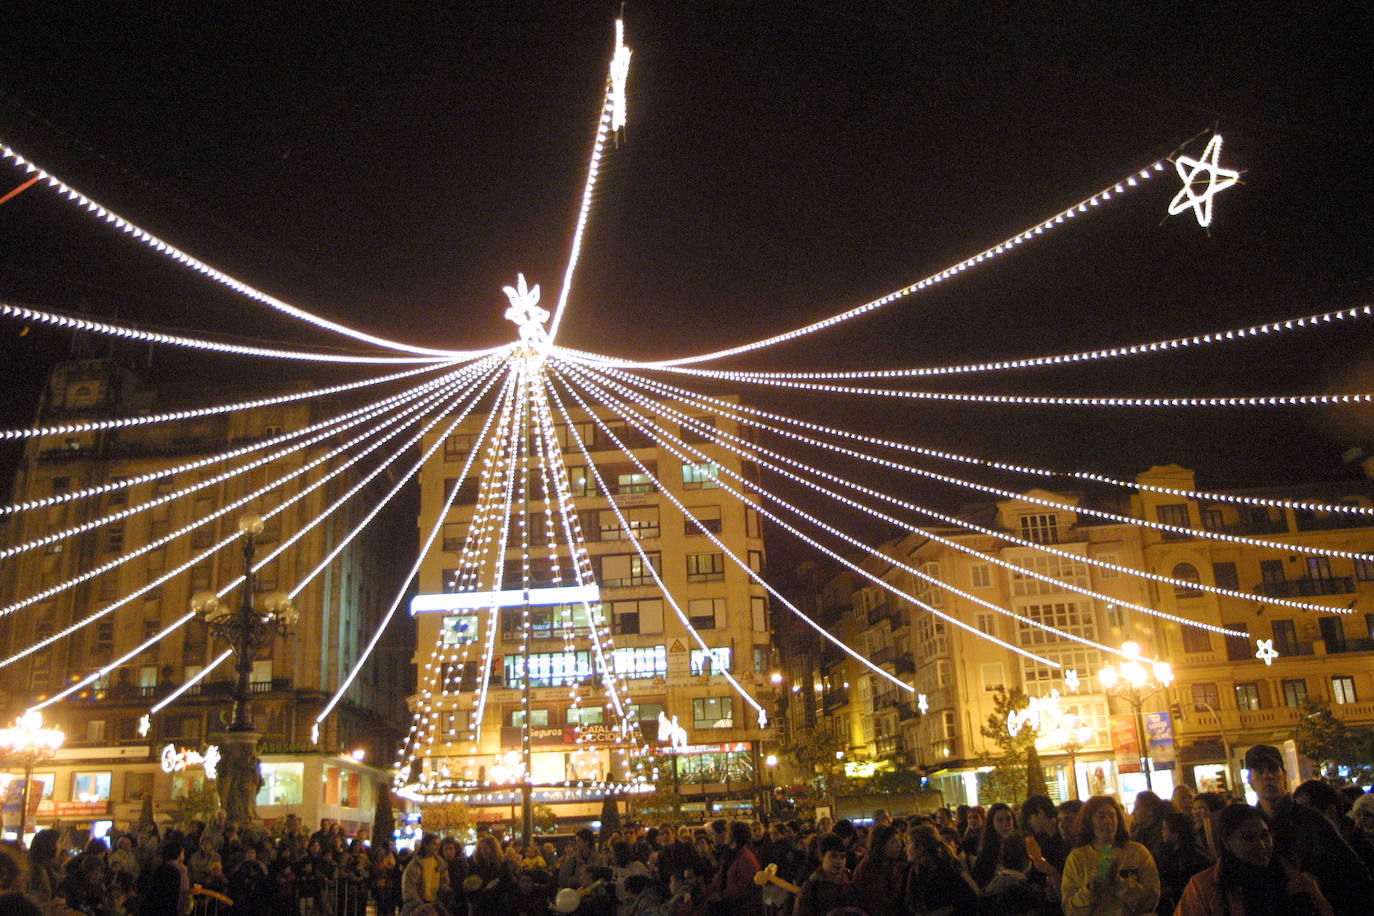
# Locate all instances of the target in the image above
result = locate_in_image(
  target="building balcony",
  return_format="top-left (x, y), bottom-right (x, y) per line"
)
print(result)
top-left (872, 691), bottom-right (899, 711)
top-left (1257, 577), bottom-right (1355, 598)
top-left (870, 646), bottom-right (895, 666)
top-left (823, 690), bottom-right (848, 713)
top-left (894, 656), bottom-right (916, 676)
top-left (867, 603), bottom-right (903, 628)
top-left (897, 703), bottom-right (918, 721)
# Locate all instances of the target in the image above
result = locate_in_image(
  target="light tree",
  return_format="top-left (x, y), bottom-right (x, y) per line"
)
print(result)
top-left (1294, 698), bottom-right (1354, 778)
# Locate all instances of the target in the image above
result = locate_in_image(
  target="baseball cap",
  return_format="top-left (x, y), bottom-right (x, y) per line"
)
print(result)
top-left (1242, 744), bottom-right (1284, 771)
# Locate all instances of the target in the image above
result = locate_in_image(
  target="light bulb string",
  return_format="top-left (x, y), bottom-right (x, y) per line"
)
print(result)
top-left (0, 301), bottom-right (477, 364)
top-left (559, 303), bottom-right (1373, 381)
top-left (0, 139), bottom-right (482, 358)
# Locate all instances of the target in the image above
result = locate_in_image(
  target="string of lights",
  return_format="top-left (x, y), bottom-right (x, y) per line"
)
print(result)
top-left (0, 359), bottom-right (465, 442)
top-left (594, 366), bottom-right (1374, 599)
top-left (563, 303), bottom-right (1373, 381)
top-left (0, 139), bottom-right (484, 358)
top-left (0, 301), bottom-right (471, 364)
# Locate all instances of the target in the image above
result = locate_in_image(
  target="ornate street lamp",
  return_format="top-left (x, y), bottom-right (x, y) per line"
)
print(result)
top-left (1098, 642), bottom-right (1173, 791)
top-left (0, 710), bottom-right (65, 845)
top-left (190, 512), bottom-right (297, 822)
top-left (1048, 713), bottom-right (1095, 801)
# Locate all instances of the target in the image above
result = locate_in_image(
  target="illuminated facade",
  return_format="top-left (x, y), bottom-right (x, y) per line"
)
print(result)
top-left (783, 465), bottom-right (1374, 807)
top-left (410, 400), bottom-right (773, 822)
top-left (0, 357), bottom-right (412, 835)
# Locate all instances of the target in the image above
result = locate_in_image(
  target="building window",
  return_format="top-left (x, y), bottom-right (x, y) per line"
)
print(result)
top-left (566, 706), bottom-right (604, 725)
top-left (125, 772), bottom-right (154, 802)
top-left (611, 646), bottom-right (668, 679)
top-left (686, 552), bottom-right (725, 583)
top-left (1212, 562), bottom-right (1239, 590)
top-left (105, 525), bottom-right (125, 553)
top-left (970, 564), bottom-right (992, 588)
top-left (1172, 563), bottom-right (1203, 598)
top-left (693, 697), bottom-right (734, 729)
top-left (1356, 557), bottom-right (1374, 581)
top-left (1156, 503), bottom-right (1190, 539)
top-left (509, 709), bottom-right (549, 727)
top-left (976, 613), bottom-right (998, 636)
top-left (598, 553), bottom-right (661, 588)
top-left (690, 648), bottom-right (731, 676)
top-left (1191, 682), bottom-right (1220, 711)
top-left (681, 462), bottom-right (720, 489)
top-left (1282, 679), bottom-right (1308, 708)
top-left (1224, 623), bottom-right (1251, 661)
top-left (1271, 620), bottom-right (1298, 656)
top-left (610, 598), bottom-right (663, 635)
top-left (688, 597), bottom-right (723, 629)
top-left (1234, 682), bottom-right (1261, 711)
top-left (72, 772), bottom-right (112, 802)
top-left (1260, 560), bottom-right (1286, 585)
top-left (504, 651), bottom-right (592, 688)
top-left (1106, 604), bottom-right (1126, 629)
top-left (981, 663), bottom-right (1005, 693)
top-left (1181, 626), bottom-right (1211, 654)
top-left (942, 711), bottom-right (957, 741)
top-left (1018, 514), bottom-right (1059, 544)
top-left (86, 720), bottom-right (107, 743)
top-left (444, 433), bottom-right (473, 461)
top-left (440, 614), bottom-right (479, 646)
top-left (685, 505), bottom-right (721, 535)
top-left (1332, 676), bottom-right (1357, 705)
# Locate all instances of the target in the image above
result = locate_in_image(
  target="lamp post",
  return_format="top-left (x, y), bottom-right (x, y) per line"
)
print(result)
top-left (764, 753), bottom-right (778, 818)
top-left (190, 512), bottom-right (297, 823)
top-left (1098, 642), bottom-right (1173, 791)
top-left (1050, 714), bottom-right (1095, 801)
top-left (0, 710), bottom-right (65, 845)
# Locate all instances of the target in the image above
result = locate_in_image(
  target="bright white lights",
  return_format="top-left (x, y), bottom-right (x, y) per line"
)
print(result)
top-left (1168, 134), bottom-right (1239, 227)
top-left (1255, 638), bottom-right (1279, 666)
top-left (610, 19), bottom-right (632, 132)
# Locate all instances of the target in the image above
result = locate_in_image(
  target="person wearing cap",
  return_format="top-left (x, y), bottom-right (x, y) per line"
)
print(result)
top-left (1243, 743), bottom-right (1374, 916)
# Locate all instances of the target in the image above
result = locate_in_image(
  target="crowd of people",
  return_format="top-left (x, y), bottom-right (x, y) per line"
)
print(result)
top-left (1, 745), bottom-right (1372, 916)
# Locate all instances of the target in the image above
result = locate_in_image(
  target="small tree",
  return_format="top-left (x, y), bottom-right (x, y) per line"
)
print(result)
top-left (169, 780), bottom-right (222, 829)
top-left (422, 800), bottom-right (475, 838)
top-left (1293, 698), bottom-right (1353, 778)
top-left (979, 686), bottom-right (1040, 807)
top-left (373, 782), bottom-right (396, 843)
top-left (531, 803), bottom-right (558, 833)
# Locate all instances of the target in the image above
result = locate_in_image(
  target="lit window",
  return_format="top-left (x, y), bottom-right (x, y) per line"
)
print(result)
top-left (681, 463), bottom-right (720, 490)
top-left (690, 648), bottom-right (731, 676)
top-left (693, 696), bottom-right (733, 729)
top-left (1332, 676), bottom-right (1357, 705)
top-left (72, 772), bottom-right (112, 802)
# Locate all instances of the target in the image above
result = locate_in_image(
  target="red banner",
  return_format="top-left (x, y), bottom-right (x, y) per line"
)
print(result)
top-left (1110, 715), bottom-right (1141, 774)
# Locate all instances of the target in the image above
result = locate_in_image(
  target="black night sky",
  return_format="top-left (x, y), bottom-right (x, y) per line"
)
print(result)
top-left (2, 2), bottom-right (1372, 525)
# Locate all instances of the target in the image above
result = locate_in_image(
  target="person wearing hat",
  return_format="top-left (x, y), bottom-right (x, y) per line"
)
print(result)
top-left (1243, 743), bottom-right (1374, 916)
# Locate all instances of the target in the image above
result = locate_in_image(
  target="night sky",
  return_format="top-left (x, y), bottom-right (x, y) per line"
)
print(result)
top-left (2, 2), bottom-right (1372, 529)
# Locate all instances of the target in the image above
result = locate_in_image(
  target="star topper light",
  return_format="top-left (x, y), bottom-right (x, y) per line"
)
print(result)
top-left (1255, 638), bottom-right (1279, 666)
top-left (1063, 669), bottom-right (1081, 693)
top-left (1168, 133), bottom-right (1240, 228)
top-left (503, 273), bottom-right (550, 348)
top-left (917, 693), bottom-right (929, 714)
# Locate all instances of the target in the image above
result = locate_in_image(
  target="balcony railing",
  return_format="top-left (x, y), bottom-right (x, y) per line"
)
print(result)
top-left (823, 690), bottom-right (848, 712)
top-left (867, 603), bottom-right (903, 628)
top-left (870, 646), bottom-right (895, 666)
top-left (894, 656), bottom-right (916, 675)
top-left (1257, 577), bottom-right (1354, 598)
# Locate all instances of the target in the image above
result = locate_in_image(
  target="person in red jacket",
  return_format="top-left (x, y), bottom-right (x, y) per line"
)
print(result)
top-left (708, 820), bottom-right (763, 914)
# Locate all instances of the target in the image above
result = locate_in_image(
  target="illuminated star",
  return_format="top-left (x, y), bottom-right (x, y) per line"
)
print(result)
top-left (1168, 134), bottom-right (1239, 228)
top-left (502, 273), bottom-right (550, 348)
top-left (1255, 638), bottom-right (1279, 666)
top-left (1063, 669), bottom-right (1081, 693)
top-left (917, 693), bottom-right (929, 715)
top-left (137, 714), bottom-right (151, 737)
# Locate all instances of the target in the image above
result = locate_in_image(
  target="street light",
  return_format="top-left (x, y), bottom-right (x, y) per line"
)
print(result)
top-left (1098, 641), bottom-right (1173, 790)
top-left (190, 512), bottom-right (298, 822)
top-left (1048, 713), bottom-right (1095, 801)
top-left (764, 753), bottom-right (778, 817)
top-left (0, 710), bottom-right (65, 845)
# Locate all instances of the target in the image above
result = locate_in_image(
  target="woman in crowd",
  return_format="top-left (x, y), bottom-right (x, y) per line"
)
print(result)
top-left (1153, 810), bottom-right (1210, 915)
top-left (849, 824), bottom-right (904, 916)
top-left (1061, 794), bottom-right (1160, 916)
top-left (971, 803), bottom-right (1018, 889)
top-left (1174, 803), bottom-right (1332, 916)
top-left (960, 807), bottom-right (986, 858)
top-left (903, 823), bottom-right (978, 916)
top-left (707, 821), bottom-right (761, 915)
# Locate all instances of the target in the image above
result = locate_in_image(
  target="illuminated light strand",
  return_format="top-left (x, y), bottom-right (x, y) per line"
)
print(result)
top-left (588, 370), bottom-right (1374, 411)
top-left (319, 364), bottom-right (511, 729)
top-left (563, 353), bottom-right (1374, 520)
top-left (150, 650), bottom-right (232, 714)
top-left (10, 376), bottom-right (476, 673)
top-left (0, 361), bottom-right (494, 559)
top-left (391, 374), bottom-right (517, 785)
top-left (0, 302), bottom-right (468, 364)
top-left (527, 377), bottom-right (638, 749)
top-left (545, 22), bottom-right (625, 344)
top-left (0, 358), bottom-right (498, 518)
top-left (629, 158), bottom-right (1174, 367)
top-left (547, 367), bottom-right (918, 692)
top-left (0, 359), bottom-right (464, 441)
top-left (0, 374), bottom-right (467, 625)
top-left (595, 367), bottom-right (1374, 607)
top-left (0, 140), bottom-right (481, 358)
top-left (563, 303), bottom-right (1374, 382)
top-left (568, 362), bottom-right (1237, 642)
top-left (546, 379), bottom-right (760, 726)
top-left (40, 376), bottom-right (492, 714)
top-left (553, 373), bottom-right (1057, 669)
top-left (557, 363), bottom-right (1135, 658)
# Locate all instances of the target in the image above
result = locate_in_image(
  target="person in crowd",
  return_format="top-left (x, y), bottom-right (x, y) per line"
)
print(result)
top-left (980, 832), bottom-right (1051, 916)
top-left (1189, 792), bottom-right (1227, 861)
top-left (25, 829), bottom-right (63, 914)
top-left (1244, 743), bottom-right (1374, 916)
top-left (792, 833), bottom-right (857, 916)
top-left (1060, 794), bottom-right (1160, 916)
top-left (1294, 778), bottom-right (1374, 873)
top-left (849, 824), bottom-right (903, 916)
top-left (400, 833), bottom-right (447, 916)
top-left (1351, 792), bottom-right (1374, 846)
top-left (1128, 791), bottom-right (1168, 863)
top-left (187, 836), bottom-right (220, 886)
top-left (1174, 803), bottom-right (1332, 916)
top-left (1171, 785), bottom-right (1198, 816)
top-left (707, 820), bottom-right (761, 915)
top-left (1058, 800), bottom-right (1085, 849)
top-left (558, 828), bottom-right (599, 889)
top-left (1023, 796), bottom-right (1069, 875)
top-left (229, 843), bottom-right (270, 904)
top-left (1154, 810), bottom-right (1210, 915)
top-left (505, 867), bottom-right (555, 916)
top-left (971, 802), bottom-right (1018, 889)
top-left (658, 864), bottom-right (708, 916)
top-left (902, 822), bottom-right (978, 916)
top-left (139, 831), bottom-right (191, 916)
top-left (370, 839), bottom-right (401, 916)
top-left (467, 834), bottom-right (515, 916)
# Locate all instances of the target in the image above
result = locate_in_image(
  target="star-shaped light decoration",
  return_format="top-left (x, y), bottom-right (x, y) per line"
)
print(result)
top-left (137, 714), bottom-right (151, 737)
top-left (1255, 638), bottom-right (1279, 666)
top-left (311, 722), bottom-right (321, 744)
top-left (1168, 134), bottom-right (1240, 228)
top-left (610, 18), bottom-right (632, 132)
top-left (1063, 669), bottom-right (1081, 693)
top-left (917, 693), bottom-right (929, 715)
top-left (502, 273), bottom-right (550, 349)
